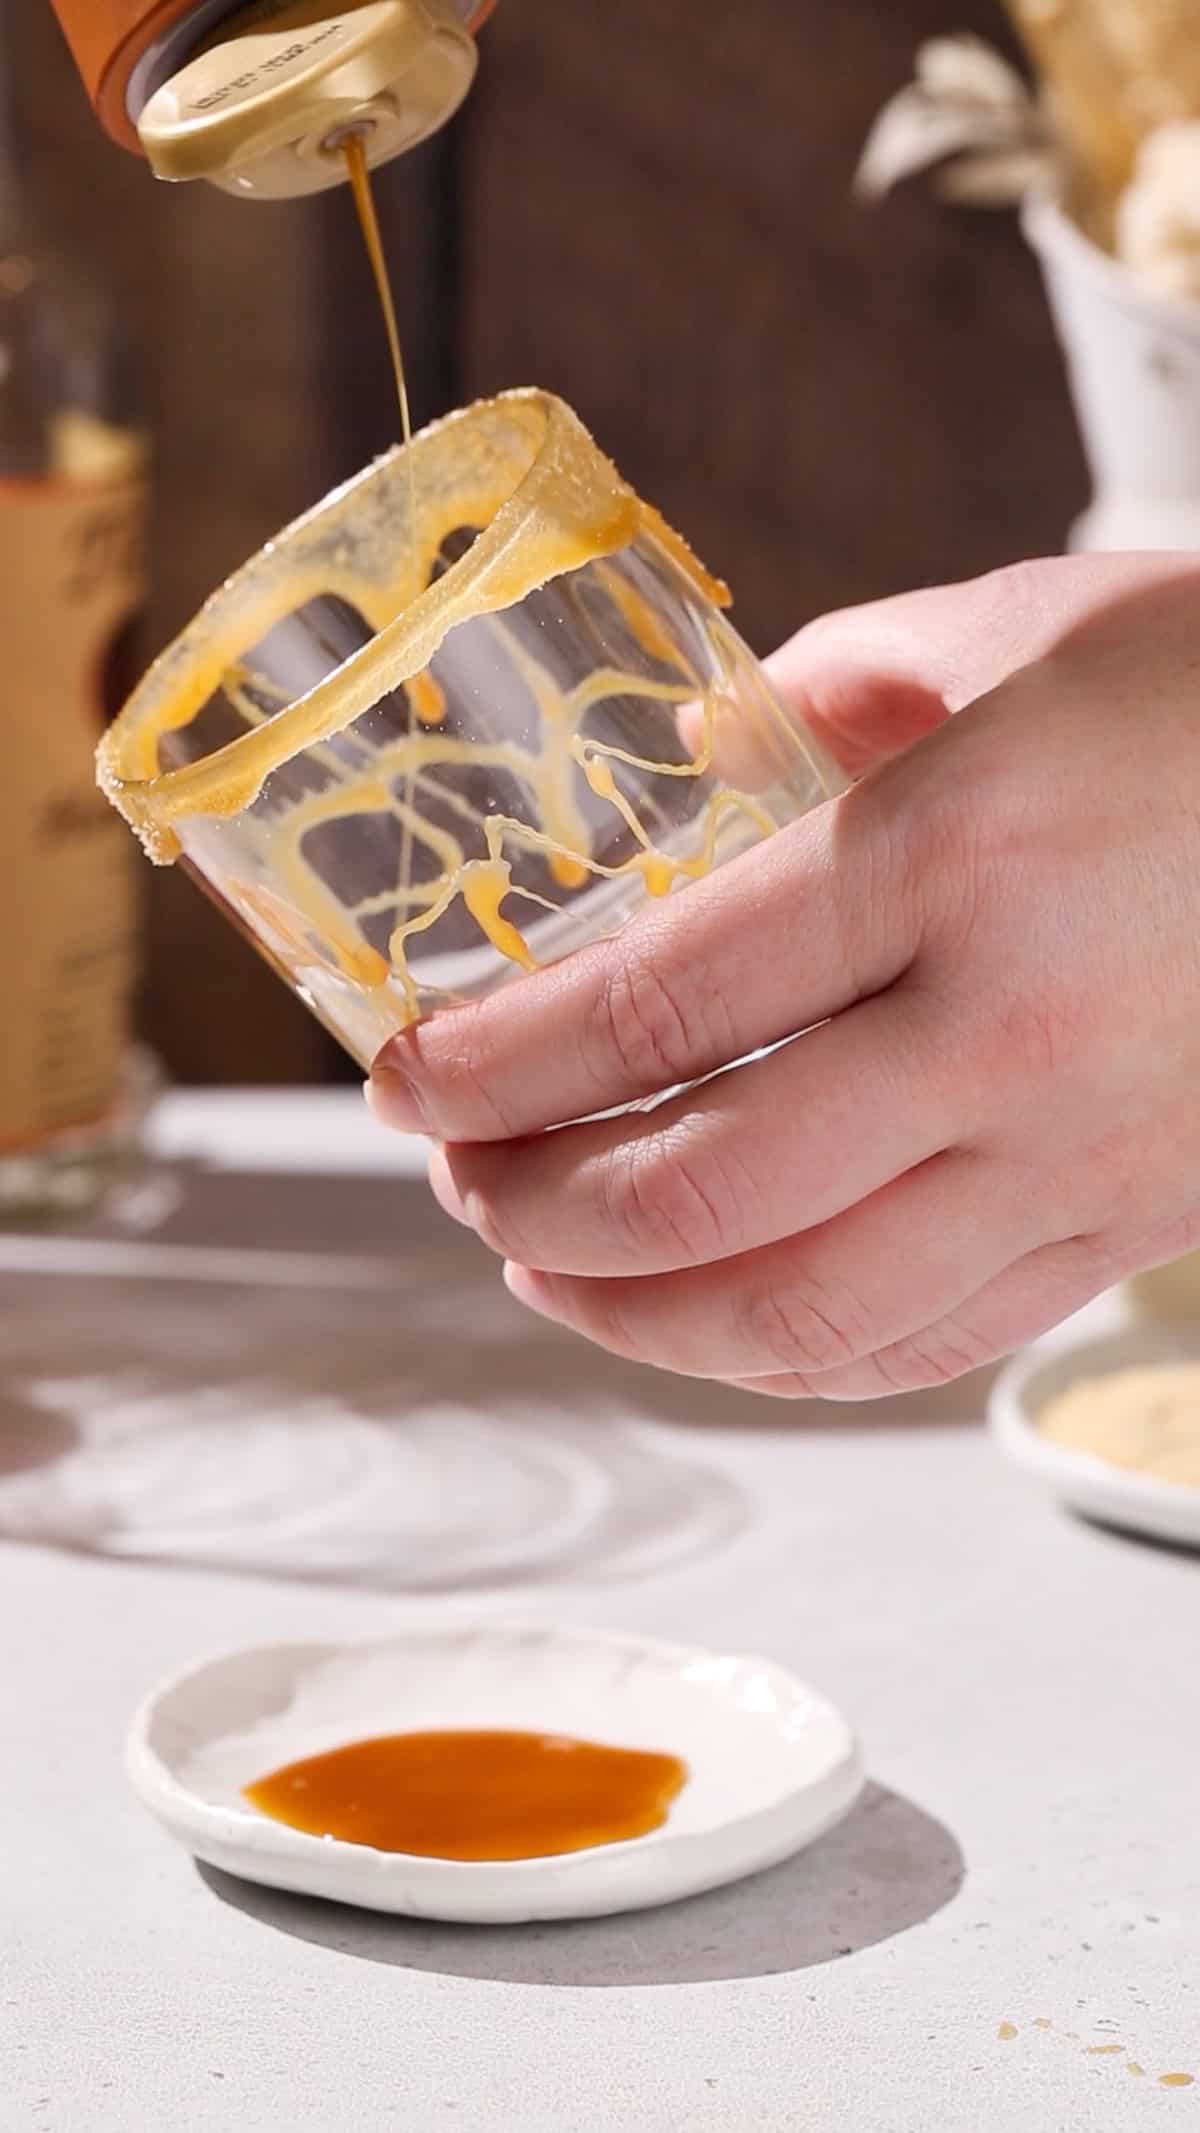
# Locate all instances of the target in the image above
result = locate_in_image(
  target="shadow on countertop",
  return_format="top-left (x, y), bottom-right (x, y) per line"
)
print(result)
top-left (197, 1780), bottom-right (965, 1989)
top-left (82, 1160), bottom-right (1000, 1435)
top-left (0, 1391), bottom-right (79, 1478)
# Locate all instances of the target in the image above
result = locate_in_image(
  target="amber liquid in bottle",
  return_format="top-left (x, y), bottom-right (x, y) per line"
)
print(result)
top-left (0, 32), bottom-right (150, 1225)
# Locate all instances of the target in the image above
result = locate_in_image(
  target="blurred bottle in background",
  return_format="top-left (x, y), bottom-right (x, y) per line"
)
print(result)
top-left (0, 25), bottom-right (155, 1228)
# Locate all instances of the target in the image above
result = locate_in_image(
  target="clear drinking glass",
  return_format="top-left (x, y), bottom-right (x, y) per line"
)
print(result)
top-left (83, 392), bottom-right (841, 1591)
top-left (99, 390), bottom-right (839, 1068)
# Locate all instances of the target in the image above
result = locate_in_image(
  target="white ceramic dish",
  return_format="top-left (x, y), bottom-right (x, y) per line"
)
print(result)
top-left (126, 1623), bottom-right (864, 1923)
top-left (989, 1323), bottom-right (1200, 1550)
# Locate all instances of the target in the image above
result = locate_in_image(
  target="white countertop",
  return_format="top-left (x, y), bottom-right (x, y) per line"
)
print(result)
top-left (4, 1091), bottom-right (1199, 2132)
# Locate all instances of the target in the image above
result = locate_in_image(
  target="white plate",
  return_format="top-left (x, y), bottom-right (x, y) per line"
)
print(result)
top-left (126, 1623), bottom-right (864, 1923)
top-left (989, 1323), bottom-right (1200, 1550)
top-left (0, 1249), bottom-right (742, 1590)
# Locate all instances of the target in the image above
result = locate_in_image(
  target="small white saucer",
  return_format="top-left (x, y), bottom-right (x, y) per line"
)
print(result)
top-left (989, 1323), bottom-right (1200, 1551)
top-left (126, 1623), bottom-right (863, 1923)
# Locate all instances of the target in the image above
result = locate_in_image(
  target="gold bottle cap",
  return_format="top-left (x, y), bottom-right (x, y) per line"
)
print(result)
top-left (137, 1), bottom-right (477, 200)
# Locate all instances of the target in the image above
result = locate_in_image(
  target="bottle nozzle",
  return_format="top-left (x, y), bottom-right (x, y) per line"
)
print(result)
top-left (137, 1), bottom-right (477, 200)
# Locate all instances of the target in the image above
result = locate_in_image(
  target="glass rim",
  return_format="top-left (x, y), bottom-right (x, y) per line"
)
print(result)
top-left (96, 387), bottom-right (730, 862)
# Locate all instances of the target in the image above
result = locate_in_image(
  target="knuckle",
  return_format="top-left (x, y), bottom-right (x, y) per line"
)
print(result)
top-left (739, 1267), bottom-right (870, 1376)
top-left (585, 946), bottom-right (699, 1094)
top-left (829, 777), bottom-right (929, 986)
top-left (872, 1319), bottom-right (993, 1394)
top-left (449, 1156), bottom-right (528, 1262)
top-left (602, 1127), bottom-right (747, 1266)
top-left (458, 1182), bottom-right (516, 1260)
top-left (1063, 1133), bottom-right (1142, 1232)
top-left (581, 1283), bottom-right (648, 1364)
top-left (902, 786), bottom-right (992, 953)
top-left (993, 985), bottom-right (1087, 1083)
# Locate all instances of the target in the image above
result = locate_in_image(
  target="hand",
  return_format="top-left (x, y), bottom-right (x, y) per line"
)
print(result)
top-left (370, 553), bottom-right (1200, 1400)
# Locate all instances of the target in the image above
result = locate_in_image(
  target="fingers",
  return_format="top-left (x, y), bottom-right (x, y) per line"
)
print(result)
top-left (427, 987), bottom-right (967, 1276)
top-left (674, 686), bottom-right (810, 795)
top-left (371, 786), bottom-right (918, 1140)
top-left (499, 1149), bottom-right (1042, 1380)
top-left (765, 554), bottom-right (1200, 777)
top-left (727, 1232), bottom-right (1120, 1402)
top-left (370, 556), bottom-right (1200, 1144)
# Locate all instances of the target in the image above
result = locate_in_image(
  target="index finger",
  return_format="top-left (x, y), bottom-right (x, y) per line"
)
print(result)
top-left (369, 787), bottom-right (917, 1143)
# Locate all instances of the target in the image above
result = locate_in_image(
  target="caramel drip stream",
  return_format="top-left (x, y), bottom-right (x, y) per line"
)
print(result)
top-left (342, 131), bottom-right (423, 947)
top-left (342, 133), bottom-right (415, 465)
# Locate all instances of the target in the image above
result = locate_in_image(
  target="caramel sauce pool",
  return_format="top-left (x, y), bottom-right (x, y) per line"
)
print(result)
top-left (243, 1729), bottom-right (687, 1861)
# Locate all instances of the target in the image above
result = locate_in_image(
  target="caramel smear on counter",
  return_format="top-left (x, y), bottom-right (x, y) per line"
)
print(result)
top-left (997, 2018), bottom-right (1193, 2092)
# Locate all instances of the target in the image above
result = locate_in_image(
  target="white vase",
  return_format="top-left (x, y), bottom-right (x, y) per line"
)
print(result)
top-left (1025, 194), bottom-right (1200, 1323)
top-left (1023, 191), bottom-right (1200, 553)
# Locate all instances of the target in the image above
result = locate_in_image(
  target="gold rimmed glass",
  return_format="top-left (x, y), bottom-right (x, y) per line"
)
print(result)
top-left (99, 390), bottom-right (838, 1067)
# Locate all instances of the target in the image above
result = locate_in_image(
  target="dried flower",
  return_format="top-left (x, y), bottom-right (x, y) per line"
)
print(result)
top-left (1116, 121), bottom-right (1200, 301)
top-left (1005, 0), bottom-right (1200, 208)
top-left (855, 35), bottom-right (1056, 207)
top-left (859, 16), bottom-right (1200, 310)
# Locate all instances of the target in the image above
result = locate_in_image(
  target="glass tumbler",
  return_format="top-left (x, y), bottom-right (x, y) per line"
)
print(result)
top-left (98, 390), bottom-right (839, 1067)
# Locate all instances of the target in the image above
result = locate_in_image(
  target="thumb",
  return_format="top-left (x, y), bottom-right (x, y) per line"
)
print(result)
top-left (765, 554), bottom-right (1194, 777)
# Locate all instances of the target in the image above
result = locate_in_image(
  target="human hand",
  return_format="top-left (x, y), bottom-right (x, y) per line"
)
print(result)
top-left (370, 553), bottom-right (1200, 1400)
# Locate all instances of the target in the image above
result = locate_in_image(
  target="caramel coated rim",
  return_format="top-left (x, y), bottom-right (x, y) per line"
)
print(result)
top-left (98, 389), bottom-right (727, 856)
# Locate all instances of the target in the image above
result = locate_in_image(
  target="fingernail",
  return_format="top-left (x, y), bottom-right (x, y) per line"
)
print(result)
top-left (427, 1145), bottom-right (468, 1226)
top-left (367, 1045), bottom-right (430, 1135)
top-left (503, 1262), bottom-right (553, 1314)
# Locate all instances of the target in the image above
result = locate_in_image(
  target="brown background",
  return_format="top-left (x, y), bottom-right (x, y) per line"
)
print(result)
top-left (17, 0), bottom-right (1086, 1087)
